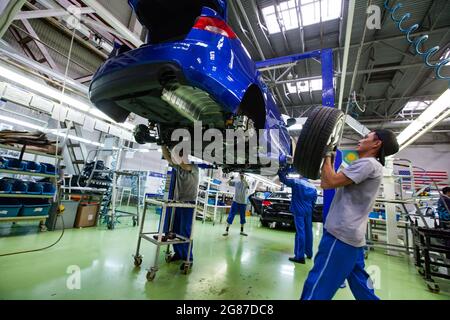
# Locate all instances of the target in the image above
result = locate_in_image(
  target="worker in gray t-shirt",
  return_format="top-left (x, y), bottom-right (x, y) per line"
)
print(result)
top-left (223, 173), bottom-right (249, 236)
top-left (301, 129), bottom-right (399, 300)
top-left (161, 145), bottom-right (199, 271)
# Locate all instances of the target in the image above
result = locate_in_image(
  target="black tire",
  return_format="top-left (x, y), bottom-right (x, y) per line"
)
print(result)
top-left (260, 219), bottom-right (269, 227)
top-left (293, 106), bottom-right (344, 179)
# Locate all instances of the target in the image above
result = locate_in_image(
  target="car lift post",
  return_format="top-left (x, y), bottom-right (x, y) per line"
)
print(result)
top-left (256, 48), bottom-right (342, 223)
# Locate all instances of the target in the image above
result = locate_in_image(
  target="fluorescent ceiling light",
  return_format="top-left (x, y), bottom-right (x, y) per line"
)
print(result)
top-left (397, 89), bottom-right (450, 146)
top-left (0, 114), bottom-right (105, 148)
top-left (0, 63), bottom-right (134, 137)
top-left (0, 114), bottom-right (43, 131)
top-left (120, 122), bottom-right (136, 131)
top-left (0, 63), bottom-right (90, 112)
top-left (88, 107), bottom-right (114, 122)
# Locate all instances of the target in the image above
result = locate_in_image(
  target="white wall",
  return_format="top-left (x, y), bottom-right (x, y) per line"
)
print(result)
top-left (396, 144), bottom-right (450, 173)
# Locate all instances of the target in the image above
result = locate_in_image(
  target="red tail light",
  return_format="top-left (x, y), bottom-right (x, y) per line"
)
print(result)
top-left (262, 200), bottom-right (272, 207)
top-left (193, 16), bottom-right (237, 39)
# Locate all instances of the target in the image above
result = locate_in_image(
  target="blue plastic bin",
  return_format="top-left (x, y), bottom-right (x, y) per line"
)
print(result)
top-left (40, 182), bottom-right (56, 195)
top-left (26, 182), bottom-right (43, 195)
top-left (0, 179), bottom-right (12, 193)
top-left (24, 161), bottom-right (42, 173)
top-left (11, 180), bottom-right (28, 194)
top-left (4, 158), bottom-right (26, 171)
top-left (0, 199), bottom-right (22, 218)
top-left (0, 156), bottom-right (7, 169)
top-left (40, 163), bottom-right (57, 174)
top-left (369, 212), bottom-right (380, 219)
top-left (20, 204), bottom-right (51, 217)
top-left (19, 199), bottom-right (51, 217)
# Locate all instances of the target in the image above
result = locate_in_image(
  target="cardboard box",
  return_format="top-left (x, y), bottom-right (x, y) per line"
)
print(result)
top-left (74, 202), bottom-right (99, 228)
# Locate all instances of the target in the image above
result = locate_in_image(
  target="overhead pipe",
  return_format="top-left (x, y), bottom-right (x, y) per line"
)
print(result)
top-left (0, 0), bottom-right (27, 38)
top-left (337, 0), bottom-right (356, 110)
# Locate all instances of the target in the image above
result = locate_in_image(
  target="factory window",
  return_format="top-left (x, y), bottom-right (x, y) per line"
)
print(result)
top-left (286, 78), bottom-right (324, 93)
top-left (262, 0), bottom-right (341, 35)
top-left (402, 100), bottom-right (434, 114)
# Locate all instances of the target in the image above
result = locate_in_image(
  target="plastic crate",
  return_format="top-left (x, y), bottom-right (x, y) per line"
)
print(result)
top-left (369, 212), bottom-right (381, 219)
top-left (40, 163), bottom-right (57, 174)
top-left (4, 158), bottom-right (26, 171)
top-left (24, 161), bottom-right (42, 173)
top-left (20, 199), bottom-right (51, 217)
top-left (0, 179), bottom-right (12, 193)
top-left (40, 182), bottom-right (56, 195)
top-left (26, 181), bottom-right (43, 195)
top-left (0, 199), bottom-right (22, 218)
top-left (0, 156), bottom-right (7, 169)
top-left (11, 180), bottom-right (28, 194)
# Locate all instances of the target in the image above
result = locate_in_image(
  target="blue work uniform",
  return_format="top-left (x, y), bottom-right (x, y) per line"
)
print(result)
top-left (278, 168), bottom-right (317, 260)
top-left (301, 157), bottom-right (382, 300)
top-left (226, 179), bottom-right (249, 225)
top-left (164, 164), bottom-right (199, 262)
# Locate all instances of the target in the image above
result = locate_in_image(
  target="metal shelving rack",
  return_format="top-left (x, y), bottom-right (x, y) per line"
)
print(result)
top-left (196, 177), bottom-right (232, 225)
top-left (0, 144), bottom-right (62, 232)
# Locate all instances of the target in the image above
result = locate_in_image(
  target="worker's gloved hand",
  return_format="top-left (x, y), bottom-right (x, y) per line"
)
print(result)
top-left (325, 151), bottom-right (336, 165)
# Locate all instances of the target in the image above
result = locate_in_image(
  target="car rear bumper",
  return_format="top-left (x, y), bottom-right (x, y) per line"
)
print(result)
top-left (89, 37), bottom-right (249, 122)
top-left (261, 211), bottom-right (294, 225)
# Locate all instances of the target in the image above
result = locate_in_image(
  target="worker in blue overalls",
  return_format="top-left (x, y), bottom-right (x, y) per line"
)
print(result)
top-left (161, 145), bottom-right (199, 271)
top-left (278, 166), bottom-right (317, 263)
top-left (301, 129), bottom-right (399, 300)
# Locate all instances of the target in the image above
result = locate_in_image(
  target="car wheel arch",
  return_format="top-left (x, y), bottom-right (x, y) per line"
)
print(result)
top-left (237, 83), bottom-right (266, 130)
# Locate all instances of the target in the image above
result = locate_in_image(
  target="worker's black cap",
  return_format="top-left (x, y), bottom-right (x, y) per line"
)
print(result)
top-left (374, 129), bottom-right (399, 166)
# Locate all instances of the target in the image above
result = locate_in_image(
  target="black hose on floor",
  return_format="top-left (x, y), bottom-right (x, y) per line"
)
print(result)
top-left (0, 215), bottom-right (65, 257)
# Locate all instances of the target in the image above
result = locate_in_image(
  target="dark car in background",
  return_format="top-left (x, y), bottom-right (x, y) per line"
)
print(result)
top-left (250, 192), bottom-right (323, 229)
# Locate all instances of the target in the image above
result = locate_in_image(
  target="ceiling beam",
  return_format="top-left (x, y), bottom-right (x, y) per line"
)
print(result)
top-left (80, 0), bottom-right (143, 48)
top-left (14, 7), bottom-right (95, 20)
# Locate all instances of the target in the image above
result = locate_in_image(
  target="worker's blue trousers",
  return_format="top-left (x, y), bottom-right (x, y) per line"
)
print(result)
top-left (162, 207), bottom-right (194, 261)
top-left (293, 211), bottom-right (313, 260)
top-left (301, 231), bottom-right (379, 300)
top-left (226, 202), bottom-right (247, 225)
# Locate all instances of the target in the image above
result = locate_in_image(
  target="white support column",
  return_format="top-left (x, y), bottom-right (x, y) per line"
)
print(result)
top-left (383, 157), bottom-right (400, 256)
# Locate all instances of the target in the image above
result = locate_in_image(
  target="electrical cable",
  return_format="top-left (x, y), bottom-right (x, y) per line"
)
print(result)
top-left (0, 24), bottom-right (77, 257)
top-left (0, 215), bottom-right (64, 257)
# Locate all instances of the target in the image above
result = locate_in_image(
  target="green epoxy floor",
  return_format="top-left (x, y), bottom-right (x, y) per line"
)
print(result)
top-left (0, 209), bottom-right (449, 300)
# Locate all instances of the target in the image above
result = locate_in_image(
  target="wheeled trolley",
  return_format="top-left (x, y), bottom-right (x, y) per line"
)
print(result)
top-left (412, 224), bottom-right (450, 294)
top-left (133, 198), bottom-right (196, 281)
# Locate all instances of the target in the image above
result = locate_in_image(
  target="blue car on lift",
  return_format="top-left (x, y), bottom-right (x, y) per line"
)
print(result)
top-left (89, 0), bottom-right (343, 178)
